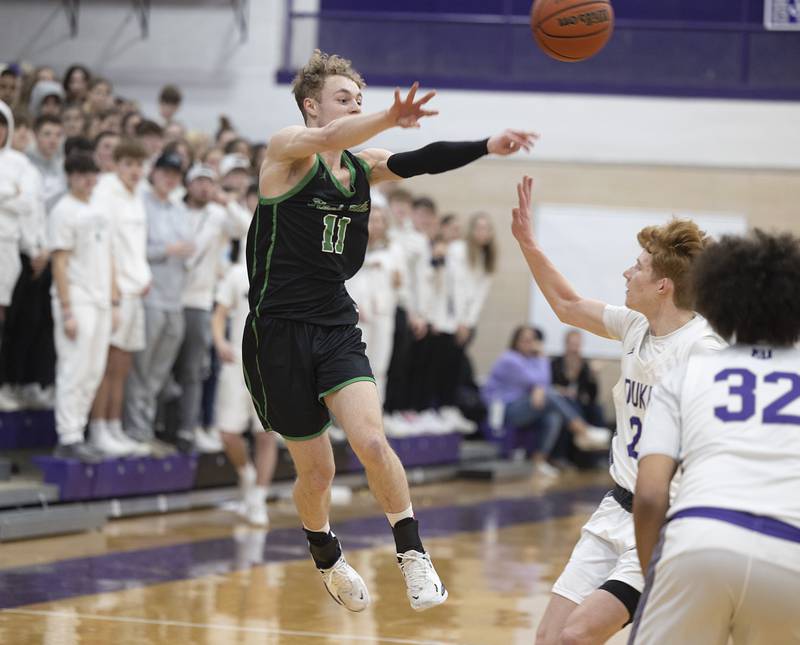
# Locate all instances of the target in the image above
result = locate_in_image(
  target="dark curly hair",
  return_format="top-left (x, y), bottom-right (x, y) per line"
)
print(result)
top-left (693, 229), bottom-right (800, 346)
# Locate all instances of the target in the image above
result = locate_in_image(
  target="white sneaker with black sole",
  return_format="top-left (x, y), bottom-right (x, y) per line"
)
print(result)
top-left (574, 425), bottom-right (611, 451)
top-left (319, 555), bottom-right (370, 612)
top-left (398, 550), bottom-right (448, 611)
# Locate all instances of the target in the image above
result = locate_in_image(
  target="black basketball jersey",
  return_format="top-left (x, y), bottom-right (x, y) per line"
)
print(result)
top-left (246, 150), bottom-right (371, 326)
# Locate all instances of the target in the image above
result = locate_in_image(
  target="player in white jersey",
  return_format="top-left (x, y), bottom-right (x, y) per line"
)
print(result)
top-left (630, 230), bottom-right (800, 645)
top-left (509, 176), bottom-right (724, 644)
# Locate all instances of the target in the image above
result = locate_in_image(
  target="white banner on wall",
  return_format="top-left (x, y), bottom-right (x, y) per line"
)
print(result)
top-left (529, 205), bottom-right (747, 360)
top-left (764, 0), bottom-right (800, 30)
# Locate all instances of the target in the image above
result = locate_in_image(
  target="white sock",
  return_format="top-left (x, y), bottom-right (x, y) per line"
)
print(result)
top-left (251, 485), bottom-right (267, 504)
top-left (386, 504), bottom-right (414, 527)
top-left (303, 521), bottom-right (331, 535)
top-left (238, 463), bottom-right (256, 490)
top-left (88, 419), bottom-right (107, 440)
top-left (107, 419), bottom-right (123, 434)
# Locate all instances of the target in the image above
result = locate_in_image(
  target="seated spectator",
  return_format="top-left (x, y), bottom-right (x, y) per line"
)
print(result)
top-left (63, 64), bottom-right (91, 105)
top-left (481, 326), bottom-right (609, 478)
top-left (551, 329), bottom-right (604, 426)
top-left (49, 152), bottom-right (115, 462)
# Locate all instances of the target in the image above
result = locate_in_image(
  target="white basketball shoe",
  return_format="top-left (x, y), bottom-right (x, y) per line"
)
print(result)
top-left (319, 555), bottom-right (371, 612)
top-left (398, 550), bottom-right (448, 611)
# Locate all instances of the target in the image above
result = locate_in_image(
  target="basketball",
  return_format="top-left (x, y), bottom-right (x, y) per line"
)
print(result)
top-left (531, 0), bottom-right (614, 62)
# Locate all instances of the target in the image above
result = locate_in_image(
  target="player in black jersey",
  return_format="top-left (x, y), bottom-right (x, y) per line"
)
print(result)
top-left (244, 49), bottom-right (537, 612)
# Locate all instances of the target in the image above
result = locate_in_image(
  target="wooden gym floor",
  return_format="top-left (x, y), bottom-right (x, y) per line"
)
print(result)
top-left (0, 470), bottom-right (630, 644)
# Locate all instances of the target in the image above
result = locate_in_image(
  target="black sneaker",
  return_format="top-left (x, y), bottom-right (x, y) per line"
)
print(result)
top-left (53, 442), bottom-right (105, 463)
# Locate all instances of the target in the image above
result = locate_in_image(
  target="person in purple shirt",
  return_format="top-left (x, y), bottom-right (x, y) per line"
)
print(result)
top-left (482, 325), bottom-right (609, 477)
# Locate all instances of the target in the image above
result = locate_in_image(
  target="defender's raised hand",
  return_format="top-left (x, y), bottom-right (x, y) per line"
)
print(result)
top-left (511, 175), bottom-right (536, 248)
top-left (387, 82), bottom-right (438, 128)
top-left (488, 129), bottom-right (540, 156)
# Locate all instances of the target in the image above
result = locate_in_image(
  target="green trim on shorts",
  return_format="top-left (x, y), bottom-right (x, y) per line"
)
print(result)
top-left (278, 420), bottom-right (332, 442)
top-left (317, 376), bottom-right (376, 400)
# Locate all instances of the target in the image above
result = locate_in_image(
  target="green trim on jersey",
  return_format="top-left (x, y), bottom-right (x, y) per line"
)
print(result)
top-left (258, 156), bottom-right (320, 205)
top-left (354, 154), bottom-right (372, 180)
top-left (279, 420), bottom-right (332, 442)
top-left (256, 203), bottom-right (279, 310)
top-left (318, 152), bottom-right (356, 198)
top-left (318, 376), bottom-right (376, 400)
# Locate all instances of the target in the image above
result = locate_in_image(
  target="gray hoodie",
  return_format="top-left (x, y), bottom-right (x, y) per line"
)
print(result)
top-left (28, 80), bottom-right (65, 118)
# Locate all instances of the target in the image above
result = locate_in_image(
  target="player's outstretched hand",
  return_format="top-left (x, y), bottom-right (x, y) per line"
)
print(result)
top-left (388, 82), bottom-right (438, 129)
top-left (488, 130), bottom-right (539, 156)
top-left (511, 175), bottom-right (536, 248)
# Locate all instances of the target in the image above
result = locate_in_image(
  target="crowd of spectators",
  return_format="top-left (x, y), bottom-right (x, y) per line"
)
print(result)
top-left (0, 60), bottom-right (606, 483)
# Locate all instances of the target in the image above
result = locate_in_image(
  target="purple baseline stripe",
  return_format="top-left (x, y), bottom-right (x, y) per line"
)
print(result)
top-left (627, 526), bottom-right (666, 644)
top-left (669, 506), bottom-right (800, 544)
top-left (0, 485), bottom-right (607, 609)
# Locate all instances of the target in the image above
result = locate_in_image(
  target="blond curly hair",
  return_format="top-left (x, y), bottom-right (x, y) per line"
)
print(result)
top-left (637, 218), bottom-right (710, 310)
top-left (292, 50), bottom-right (365, 124)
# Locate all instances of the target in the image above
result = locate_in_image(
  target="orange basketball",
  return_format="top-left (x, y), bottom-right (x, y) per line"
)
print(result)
top-left (531, 0), bottom-right (614, 62)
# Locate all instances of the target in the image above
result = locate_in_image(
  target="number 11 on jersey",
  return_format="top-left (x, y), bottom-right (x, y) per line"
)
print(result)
top-left (322, 214), bottom-right (351, 255)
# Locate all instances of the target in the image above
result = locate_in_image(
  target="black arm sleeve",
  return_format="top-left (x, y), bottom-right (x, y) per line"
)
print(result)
top-left (386, 138), bottom-right (489, 179)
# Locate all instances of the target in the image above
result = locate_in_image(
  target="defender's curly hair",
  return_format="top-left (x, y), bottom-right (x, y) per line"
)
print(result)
top-left (637, 219), bottom-right (711, 310)
top-left (693, 229), bottom-right (800, 346)
top-left (292, 50), bottom-right (365, 124)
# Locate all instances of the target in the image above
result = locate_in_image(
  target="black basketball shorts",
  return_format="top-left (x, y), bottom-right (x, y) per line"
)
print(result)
top-left (241, 316), bottom-right (375, 440)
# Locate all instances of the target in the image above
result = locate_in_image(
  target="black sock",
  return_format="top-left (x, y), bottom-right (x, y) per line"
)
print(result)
top-left (304, 529), bottom-right (341, 569)
top-left (392, 517), bottom-right (425, 556)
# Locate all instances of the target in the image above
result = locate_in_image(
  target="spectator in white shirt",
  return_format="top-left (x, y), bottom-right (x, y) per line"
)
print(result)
top-left (346, 206), bottom-right (403, 402)
top-left (89, 138), bottom-right (152, 456)
top-left (383, 188), bottom-right (429, 412)
top-left (450, 211), bottom-right (496, 347)
top-left (211, 261), bottom-right (277, 527)
top-left (49, 152), bottom-right (118, 462)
